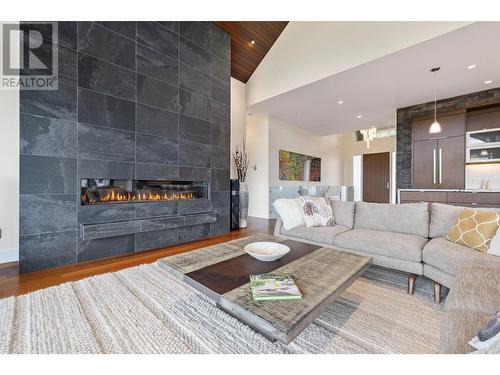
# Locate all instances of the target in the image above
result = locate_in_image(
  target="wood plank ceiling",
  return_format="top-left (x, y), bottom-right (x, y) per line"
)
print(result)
top-left (214, 21), bottom-right (289, 83)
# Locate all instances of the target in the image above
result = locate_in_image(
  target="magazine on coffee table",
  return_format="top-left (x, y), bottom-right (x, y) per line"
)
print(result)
top-left (250, 273), bottom-right (302, 301)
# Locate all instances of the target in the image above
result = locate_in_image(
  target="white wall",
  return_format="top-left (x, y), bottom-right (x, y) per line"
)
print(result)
top-left (268, 118), bottom-right (343, 187)
top-left (229, 78), bottom-right (247, 179)
top-left (341, 132), bottom-right (396, 186)
top-left (246, 21), bottom-right (471, 106)
top-left (0, 22), bottom-right (20, 263)
top-left (245, 113), bottom-right (270, 218)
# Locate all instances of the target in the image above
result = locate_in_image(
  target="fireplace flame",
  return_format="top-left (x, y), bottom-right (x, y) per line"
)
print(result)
top-left (84, 189), bottom-right (196, 205)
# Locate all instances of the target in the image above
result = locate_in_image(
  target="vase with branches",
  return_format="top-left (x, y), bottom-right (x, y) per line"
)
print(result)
top-left (232, 139), bottom-right (249, 182)
top-left (233, 139), bottom-right (249, 228)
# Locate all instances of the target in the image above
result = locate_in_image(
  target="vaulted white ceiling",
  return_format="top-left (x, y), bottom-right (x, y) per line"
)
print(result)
top-left (247, 22), bottom-right (500, 135)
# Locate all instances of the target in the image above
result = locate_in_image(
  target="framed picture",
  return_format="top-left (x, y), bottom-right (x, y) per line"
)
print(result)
top-left (279, 150), bottom-right (321, 182)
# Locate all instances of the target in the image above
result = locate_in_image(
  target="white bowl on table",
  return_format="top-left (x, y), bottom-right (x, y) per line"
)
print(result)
top-left (243, 242), bottom-right (290, 262)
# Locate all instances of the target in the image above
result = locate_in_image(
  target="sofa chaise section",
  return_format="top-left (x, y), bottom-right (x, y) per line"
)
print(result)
top-left (424, 203), bottom-right (500, 303)
top-left (438, 264), bottom-right (500, 354)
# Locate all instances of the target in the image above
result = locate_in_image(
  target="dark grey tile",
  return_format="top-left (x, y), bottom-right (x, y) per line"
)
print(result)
top-left (136, 201), bottom-right (178, 219)
top-left (21, 21), bottom-right (77, 50)
top-left (79, 204), bottom-right (136, 224)
top-left (137, 22), bottom-right (178, 59)
top-left (78, 22), bottom-right (135, 69)
top-left (211, 169), bottom-right (230, 191)
top-left (180, 38), bottom-right (211, 75)
top-left (135, 163), bottom-right (178, 180)
top-left (96, 21), bottom-right (136, 39)
top-left (157, 22), bottom-right (179, 33)
top-left (21, 40), bottom-right (77, 84)
top-left (135, 228), bottom-right (177, 252)
top-left (212, 78), bottom-right (230, 105)
top-left (81, 220), bottom-right (140, 240)
top-left (179, 140), bottom-right (210, 168)
top-left (178, 223), bottom-right (210, 243)
top-left (211, 24), bottom-right (230, 61)
top-left (20, 155), bottom-right (77, 194)
top-left (180, 63), bottom-right (211, 97)
top-left (184, 213), bottom-right (216, 226)
top-left (20, 194), bottom-right (77, 235)
top-left (140, 217), bottom-right (181, 232)
top-left (211, 214), bottom-right (230, 236)
top-left (211, 146), bottom-right (229, 169)
top-left (212, 54), bottom-right (230, 83)
top-left (78, 53), bottom-right (135, 100)
top-left (135, 134), bottom-right (178, 164)
top-left (211, 101), bottom-right (229, 146)
top-left (20, 81), bottom-right (77, 120)
top-left (180, 88), bottom-right (211, 121)
top-left (179, 115), bottom-right (211, 144)
top-left (20, 114), bottom-right (77, 158)
top-left (211, 191), bottom-right (230, 212)
top-left (78, 159), bottom-right (134, 179)
top-left (180, 22), bottom-right (211, 50)
top-left (211, 122), bottom-right (229, 147)
top-left (137, 74), bottom-right (178, 112)
top-left (78, 88), bottom-right (135, 132)
top-left (78, 234), bottom-right (135, 262)
top-left (137, 104), bottom-right (178, 139)
top-left (19, 230), bottom-right (76, 273)
top-left (78, 123), bottom-right (135, 162)
top-left (211, 100), bottom-right (229, 126)
top-left (178, 199), bottom-right (211, 214)
top-left (178, 167), bottom-right (210, 181)
top-left (137, 44), bottom-right (178, 85)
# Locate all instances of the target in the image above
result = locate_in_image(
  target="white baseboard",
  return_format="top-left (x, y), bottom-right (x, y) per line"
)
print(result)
top-left (0, 248), bottom-right (19, 263)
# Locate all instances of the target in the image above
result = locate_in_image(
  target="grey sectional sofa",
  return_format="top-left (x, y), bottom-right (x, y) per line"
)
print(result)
top-left (274, 200), bottom-right (500, 302)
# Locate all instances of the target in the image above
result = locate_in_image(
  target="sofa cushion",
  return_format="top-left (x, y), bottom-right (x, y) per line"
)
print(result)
top-left (280, 225), bottom-right (349, 245)
top-left (300, 196), bottom-right (334, 228)
top-left (430, 202), bottom-right (500, 238)
top-left (273, 198), bottom-right (304, 230)
top-left (329, 200), bottom-right (355, 229)
top-left (354, 202), bottom-right (429, 238)
top-left (446, 208), bottom-right (500, 252)
top-left (423, 237), bottom-right (500, 277)
top-left (332, 228), bottom-right (427, 262)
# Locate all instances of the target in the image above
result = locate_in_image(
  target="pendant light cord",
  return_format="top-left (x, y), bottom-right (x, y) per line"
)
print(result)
top-left (434, 70), bottom-right (437, 122)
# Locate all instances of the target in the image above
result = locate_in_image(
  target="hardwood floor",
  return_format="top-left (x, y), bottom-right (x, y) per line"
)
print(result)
top-left (0, 217), bottom-right (275, 299)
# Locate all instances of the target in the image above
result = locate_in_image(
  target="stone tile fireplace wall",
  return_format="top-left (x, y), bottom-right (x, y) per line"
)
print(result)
top-left (19, 22), bottom-right (231, 273)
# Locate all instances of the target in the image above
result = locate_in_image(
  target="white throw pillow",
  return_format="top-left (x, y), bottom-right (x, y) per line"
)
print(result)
top-left (273, 198), bottom-right (305, 230)
top-left (488, 227), bottom-right (500, 257)
top-left (300, 196), bottom-right (335, 228)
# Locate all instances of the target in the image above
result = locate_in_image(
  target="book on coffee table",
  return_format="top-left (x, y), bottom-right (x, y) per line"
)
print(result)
top-left (250, 273), bottom-right (302, 301)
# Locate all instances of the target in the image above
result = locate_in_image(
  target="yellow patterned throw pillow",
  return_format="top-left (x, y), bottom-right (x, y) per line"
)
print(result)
top-left (447, 209), bottom-right (500, 252)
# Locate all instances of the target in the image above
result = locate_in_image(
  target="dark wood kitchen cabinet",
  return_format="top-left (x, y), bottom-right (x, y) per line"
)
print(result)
top-left (411, 112), bottom-right (466, 189)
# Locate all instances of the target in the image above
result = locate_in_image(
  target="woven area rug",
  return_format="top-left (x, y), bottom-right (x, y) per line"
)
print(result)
top-left (0, 263), bottom-right (442, 354)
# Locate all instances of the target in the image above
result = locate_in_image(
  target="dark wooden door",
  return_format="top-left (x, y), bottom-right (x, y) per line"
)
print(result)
top-left (437, 136), bottom-right (465, 189)
top-left (412, 139), bottom-right (438, 188)
top-left (363, 152), bottom-right (390, 203)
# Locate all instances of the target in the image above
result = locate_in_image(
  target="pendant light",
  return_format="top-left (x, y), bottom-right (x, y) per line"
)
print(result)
top-left (429, 67), bottom-right (442, 134)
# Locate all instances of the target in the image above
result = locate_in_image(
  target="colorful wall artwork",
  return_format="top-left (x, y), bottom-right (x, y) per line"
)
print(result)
top-left (279, 150), bottom-right (321, 181)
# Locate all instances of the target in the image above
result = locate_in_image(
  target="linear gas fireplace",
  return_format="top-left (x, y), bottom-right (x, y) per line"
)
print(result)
top-left (81, 179), bottom-right (208, 205)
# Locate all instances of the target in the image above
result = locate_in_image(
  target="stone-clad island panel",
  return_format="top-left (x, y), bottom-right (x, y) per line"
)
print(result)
top-left (19, 21), bottom-right (231, 273)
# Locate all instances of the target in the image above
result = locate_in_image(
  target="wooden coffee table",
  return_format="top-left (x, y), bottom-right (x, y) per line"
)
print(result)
top-left (157, 233), bottom-right (372, 344)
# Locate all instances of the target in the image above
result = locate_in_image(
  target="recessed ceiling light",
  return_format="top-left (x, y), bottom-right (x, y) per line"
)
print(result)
top-left (337, 100), bottom-right (343, 104)
top-left (467, 64), bottom-right (476, 70)
top-left (357, 115), bottom-right (363, 119)
top-left (484, 80), bottom-right (493, 84)
top-left (250, 40), bottom-right (256, 45)
top-left (370, 125), bottom-right (375, 128)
